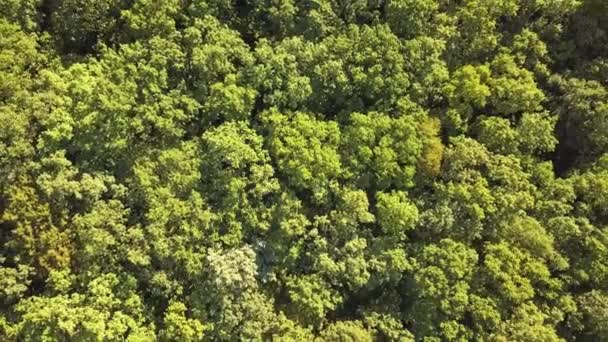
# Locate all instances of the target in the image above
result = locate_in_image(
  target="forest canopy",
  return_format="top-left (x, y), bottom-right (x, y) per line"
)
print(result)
top-left (1, 0), bottom-right (608, 341)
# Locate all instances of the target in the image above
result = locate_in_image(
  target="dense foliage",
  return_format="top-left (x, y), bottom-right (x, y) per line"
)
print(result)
top-left (1, 0), bottom-right (608, 340)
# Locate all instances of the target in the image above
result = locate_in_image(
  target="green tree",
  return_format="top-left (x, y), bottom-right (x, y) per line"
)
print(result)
top-left (50, 0), bottom-right (122, 53)
top-left (410, 239), bottom-right (478, 340)
top-left (262, 109), bottom-right (341, 203)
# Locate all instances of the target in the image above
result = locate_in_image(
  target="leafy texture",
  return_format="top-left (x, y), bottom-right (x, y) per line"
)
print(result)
top-left (1, 1), bottom-right (607, 340)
